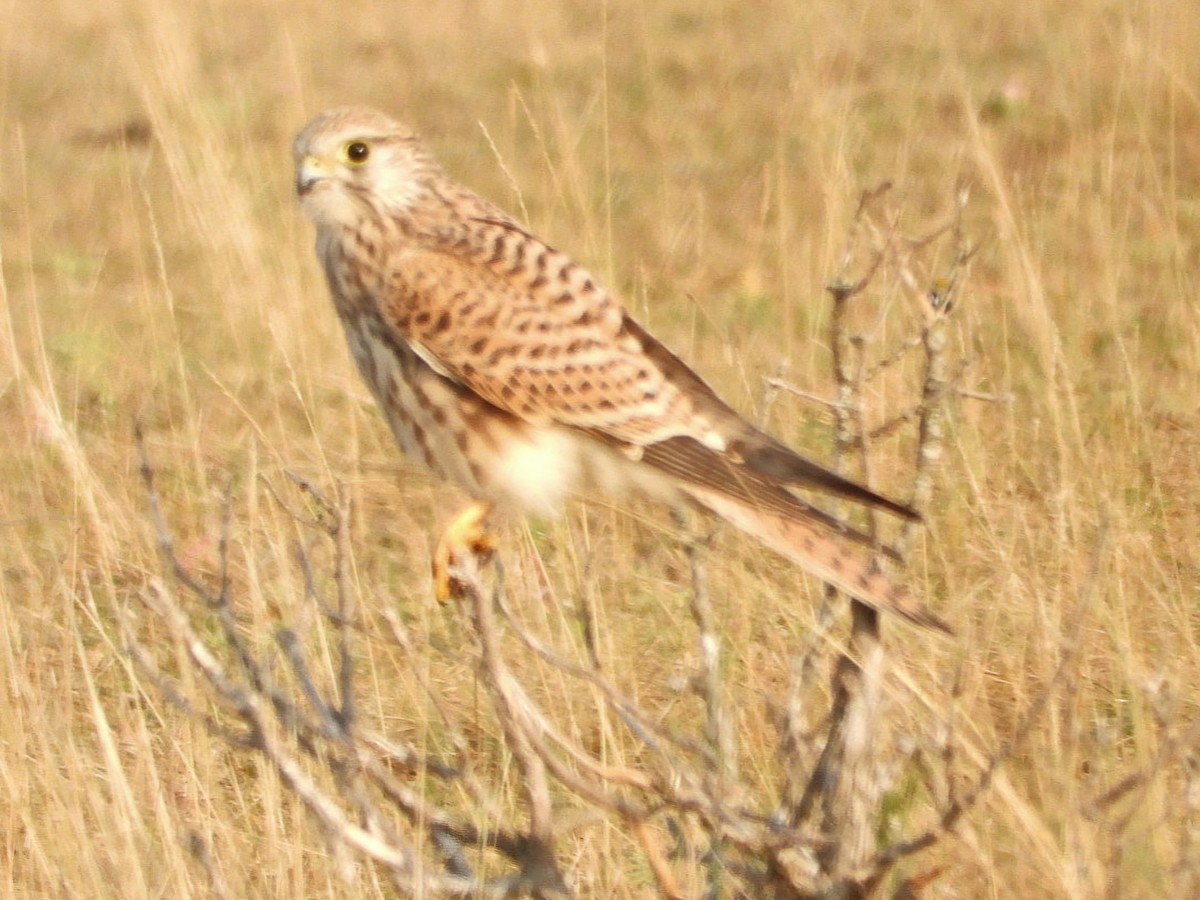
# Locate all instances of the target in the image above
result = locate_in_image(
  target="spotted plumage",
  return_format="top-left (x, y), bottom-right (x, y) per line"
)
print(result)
top-left (293, 106), bottom-right (948, 631)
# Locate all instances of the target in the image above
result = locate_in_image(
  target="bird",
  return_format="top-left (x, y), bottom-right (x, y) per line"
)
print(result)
top-left (292, 106), bottom-right (948, 632)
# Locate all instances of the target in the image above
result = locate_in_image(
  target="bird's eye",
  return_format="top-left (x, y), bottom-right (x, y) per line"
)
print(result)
top-left (343, 141), bottom-right (370, 165)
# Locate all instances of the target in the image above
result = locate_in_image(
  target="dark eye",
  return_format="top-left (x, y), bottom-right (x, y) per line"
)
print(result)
top-left (345, 141), bottom-right (370, 164)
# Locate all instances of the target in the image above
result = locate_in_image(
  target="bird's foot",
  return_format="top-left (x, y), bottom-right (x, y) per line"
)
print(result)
top-left (433, 501), bottom-right (496, 602)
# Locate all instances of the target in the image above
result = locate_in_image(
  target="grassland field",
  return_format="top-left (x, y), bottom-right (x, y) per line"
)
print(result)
top-left (2, 0), bottom-right (1198, 896)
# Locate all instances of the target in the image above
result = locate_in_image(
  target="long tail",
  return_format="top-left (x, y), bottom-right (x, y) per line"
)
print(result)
top-left (682, 484), bottom-right (952, 633)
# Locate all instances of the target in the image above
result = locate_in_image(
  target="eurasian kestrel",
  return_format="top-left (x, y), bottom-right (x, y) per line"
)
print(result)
top-left (293, 106), bottom-right (947, 631)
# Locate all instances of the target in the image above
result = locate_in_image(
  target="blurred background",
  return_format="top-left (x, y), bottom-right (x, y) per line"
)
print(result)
top-left (2, 0), bottom-right (1197, 896)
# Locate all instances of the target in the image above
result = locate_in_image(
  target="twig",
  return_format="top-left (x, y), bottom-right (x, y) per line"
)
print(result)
top-left (684, 528), bottom-right (735, 895)
top-left (450, 559), bottom-right (571, 896)
top-left (133, 436), bottom-right (570, 893)
top-left (762, 377), bottom-right (851, 414)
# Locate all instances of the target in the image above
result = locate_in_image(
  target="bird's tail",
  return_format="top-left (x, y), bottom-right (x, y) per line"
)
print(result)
top-left (681, 484), bottom-right (951, 633)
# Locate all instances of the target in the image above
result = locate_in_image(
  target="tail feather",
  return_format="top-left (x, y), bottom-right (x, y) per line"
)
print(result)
top-left (736, 437), bottom-right (921, 522)
top-left (682, 484), bottom-right (951, 633)
top-left (618, 431), bottom-right (948, 632)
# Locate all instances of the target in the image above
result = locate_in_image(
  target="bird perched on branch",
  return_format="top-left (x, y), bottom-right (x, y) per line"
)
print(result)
top-left (293, 106), bottom-right (947, 632)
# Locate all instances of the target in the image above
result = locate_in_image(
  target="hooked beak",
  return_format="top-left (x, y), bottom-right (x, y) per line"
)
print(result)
top-left (296, 155), bottom-right (330, 197)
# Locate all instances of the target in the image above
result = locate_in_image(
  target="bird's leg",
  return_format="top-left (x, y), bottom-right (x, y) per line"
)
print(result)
top-left (433, 501), bottom-right (496, 602)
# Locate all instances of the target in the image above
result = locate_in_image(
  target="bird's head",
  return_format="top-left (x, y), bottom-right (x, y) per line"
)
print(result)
top-left (293, 106), bottom-right (437, 230)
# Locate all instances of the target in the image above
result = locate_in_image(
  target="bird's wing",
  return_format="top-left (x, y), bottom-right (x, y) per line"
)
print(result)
top-left (382, 216), bottom-right (916, 520)
top-left (384, 217), bottom-right (723, 442)
top-left (377, 216), bottom-right (947, 629)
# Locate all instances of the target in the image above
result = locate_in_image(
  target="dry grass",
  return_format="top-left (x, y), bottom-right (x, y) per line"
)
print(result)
top-left (2, 0), bottom-right (1199, 896)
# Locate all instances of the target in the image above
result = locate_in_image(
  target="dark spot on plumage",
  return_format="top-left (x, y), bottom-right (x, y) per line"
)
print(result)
top-left (455, 430), bottom-right (470, 452)
top-left (528, 275), bottom-right (548, 290)
top-left (414, 310), bottom-right (432, 327)
top-left (597, 398), bottom-right (615, 411)
top-left (529, 345), bottom-right (545, 360)
top-left (431, 407), bottom-right (448, 426)
top-left (537, 321), bottom-right (552, 333)
top-left (485, 346), bottom-right (515, 367)
top-left (433, 311), bottom-right (452, 333)
top-left (561, 384), bottom-right (576, 397)
top-left (517, 320), bottom-right (531, 334)
top-left (487, 233), bottom-right (506, 265)
top-left (476, 309), bottom-right (499, 329)
top-left (581, 278), bottom-right (595, 294)
top-left (354, 231), bottom-right (376, 255)
top-left (412, 421), bottom-right (429, 447)
top-left (469, 337), bottom-right (488, 355)
top-left (562, 364), bottom-right (577, 376)
top-left (553, 291), bottom-right (573, 306)
top-left (576, 309), bottom-right (595, 327)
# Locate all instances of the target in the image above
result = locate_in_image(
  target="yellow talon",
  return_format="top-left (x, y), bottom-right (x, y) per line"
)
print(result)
top-left (432, 501), bottom-right (496, 602)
